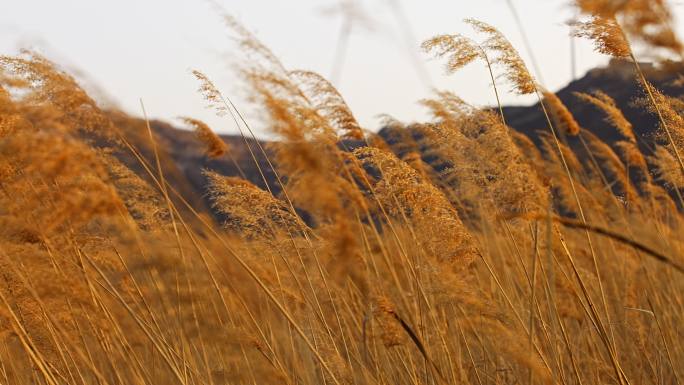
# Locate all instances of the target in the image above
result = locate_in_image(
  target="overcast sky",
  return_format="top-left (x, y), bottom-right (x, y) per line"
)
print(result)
top-left (1, 0), bottom-right (682, 136)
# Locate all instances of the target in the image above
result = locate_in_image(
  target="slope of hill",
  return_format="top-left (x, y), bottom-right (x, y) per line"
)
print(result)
top-left (501, 59), bottom-right (682, 147)
top-left (130, 59), bottom-right (683, 215)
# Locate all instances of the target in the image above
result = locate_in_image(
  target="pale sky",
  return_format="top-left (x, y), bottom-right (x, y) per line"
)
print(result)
top-left (1, 1), bottom-right (682, 136)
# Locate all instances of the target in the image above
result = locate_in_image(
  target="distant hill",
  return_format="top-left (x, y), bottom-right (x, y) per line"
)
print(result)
top-left (119, 59), bottom-right (684, 216)
top-left (501, 59), bottom-right (682, 148)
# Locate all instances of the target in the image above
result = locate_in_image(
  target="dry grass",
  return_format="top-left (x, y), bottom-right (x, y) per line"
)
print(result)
top-left (1, 3), bottom-right (684, 385)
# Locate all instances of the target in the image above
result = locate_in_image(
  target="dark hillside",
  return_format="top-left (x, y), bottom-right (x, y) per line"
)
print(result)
top-left (120, 59), bottom-right (684, 215)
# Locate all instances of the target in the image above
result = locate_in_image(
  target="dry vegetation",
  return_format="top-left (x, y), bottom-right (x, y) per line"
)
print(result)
top-left (1, 1), bottom-right (684, 384)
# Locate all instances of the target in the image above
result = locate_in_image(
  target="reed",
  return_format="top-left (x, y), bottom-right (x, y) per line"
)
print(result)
top-left (1, 3), bottom-right (684, 385)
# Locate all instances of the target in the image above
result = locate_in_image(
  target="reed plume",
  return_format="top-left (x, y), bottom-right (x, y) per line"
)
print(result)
top-left (354, 146), bottom-right (477, 264)
top-left (192, 70), bottom-right (230, 116)
top-left (420, 90), bottom-right (549, 218)
top-left (465, 18), bottom-right (536, 94)
top-left (421, 34), bottom-right (481, 74)
top-left (574, 0), bottom-right (683, 58)
top-left (543, 91), bottom-right (581, 136)
top-left (571, 16), bottom-right (631, 58)
top-left (574, 90), bottom-right (636, 143)
top-left (289, 70), bottom-right (364, 140)
top-left (0, 51), bottom-right (118, 138)
top-left (651, 145), bottom-right (684, 189)
top-left (179, 117), bottom-right (228, 158)
top-left (583, 130), bottom-right (639, 204)
top-left (637, 83), bottom-right (684, 151)
top-left (1, 9), bottom-right (684, 385)
top-left (102, 152), bottom-right (171, 231)
top-left (206, 170), bottom-right (302, 239)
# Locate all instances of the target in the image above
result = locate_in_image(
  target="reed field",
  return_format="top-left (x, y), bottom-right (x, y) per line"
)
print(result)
top-left (1, 1), bottom-right (684, 384)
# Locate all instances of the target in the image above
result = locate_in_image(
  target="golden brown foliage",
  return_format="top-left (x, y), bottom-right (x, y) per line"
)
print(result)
top-left (354, 146), bottom-right (477, 264)
top-left (421, 34), bottom-right (482, 74)
top-left (465, 18), bottom-right (536, 94)
top-left (289, 70), bottom-right (364, 140)
top-left (0, 52), bottom-right (118, 138)
top-left (543, 91), bottom-right (581, 136)
top-left (575, 90), bottom-right (636, 142)
top-left (651, 144), bottom-right (684, 188)
top-left (574, 0), bottom-right (683, 58)
top-left (179, 117), bottom-right (228, 158)
top-left (206, 170), bottom-right (302, 238)
top-left (1, 11), bottom-right (684, 385)
top-left (571, 15), bottom-right (632, 58)
top-left (420, 91), bottom-right (549, 218)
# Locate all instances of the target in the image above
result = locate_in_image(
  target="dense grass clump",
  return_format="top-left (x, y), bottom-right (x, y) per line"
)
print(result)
top-left (0, 2), bottom-right (684, 384)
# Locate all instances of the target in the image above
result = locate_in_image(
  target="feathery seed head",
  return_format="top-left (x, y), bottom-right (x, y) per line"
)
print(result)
top-left (421, 34), bottom-right (482, 74)
top-left (570, 16), bottom-right (631, 58)
top-left (192, 70), bottom-right (230, 116)
top-left (179, 117), bottom-right (228, 158)
top-left (574, 90), bottom-right (635, 142)
top-left (465, 19), bottom-right (536, 95)
top-left (543, 91), bottom-right (581, 136)
top-left (574, 0), bottom-right (683, 58)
